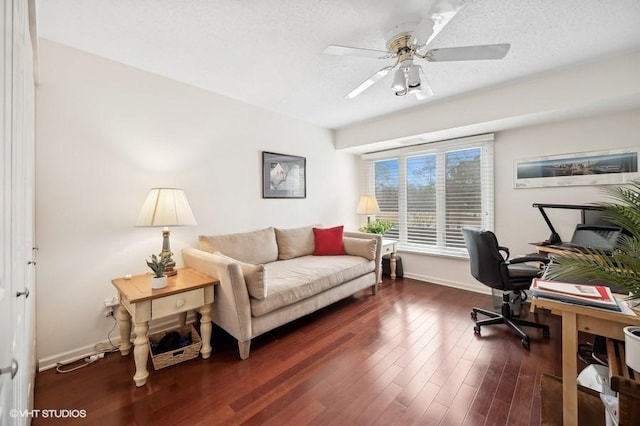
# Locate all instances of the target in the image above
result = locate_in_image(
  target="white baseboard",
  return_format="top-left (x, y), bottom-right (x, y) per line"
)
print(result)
top-left (38, 343), bottom-right (106, 372)
top-left (38, 312), bottom-right (197, 372)
top-left (403, 272), bottom-right (492, 295)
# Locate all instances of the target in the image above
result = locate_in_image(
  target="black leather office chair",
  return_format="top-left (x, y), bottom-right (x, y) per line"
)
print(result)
top-left (462, 227), bottom-right (550, 349)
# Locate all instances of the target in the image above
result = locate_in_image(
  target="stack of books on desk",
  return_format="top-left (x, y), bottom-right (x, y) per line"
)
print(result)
top-left (531, 278), bottom-right (621, 311)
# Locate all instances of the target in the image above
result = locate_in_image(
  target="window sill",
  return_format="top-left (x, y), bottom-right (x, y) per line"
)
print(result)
top-left (397, 243), bottom-right (469, 260)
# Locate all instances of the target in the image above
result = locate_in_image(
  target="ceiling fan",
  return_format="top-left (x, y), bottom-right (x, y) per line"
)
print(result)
top-left (323, 0), bottom-right (510, 100)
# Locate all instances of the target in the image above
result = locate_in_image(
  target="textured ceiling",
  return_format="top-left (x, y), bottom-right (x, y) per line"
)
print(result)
top-left (35, 0), bottom-right (640, 129)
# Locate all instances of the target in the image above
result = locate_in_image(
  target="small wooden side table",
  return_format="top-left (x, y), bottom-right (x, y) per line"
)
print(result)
top-left (381, 239), bottom-right (398, 280)
top-left (111, 268), bottom-right (219, 387)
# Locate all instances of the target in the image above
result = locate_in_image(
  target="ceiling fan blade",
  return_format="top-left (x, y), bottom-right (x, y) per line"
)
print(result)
top-left (412, 66), bottom-right (434, 100)
top-left (410, 0), bottom-right (466, 50)
top-left (424, 43), bottom-right (511, 62)
top-left (323, 45), bottom-right (390, 59)
top-left (345, 66), bottom-right (394, 99)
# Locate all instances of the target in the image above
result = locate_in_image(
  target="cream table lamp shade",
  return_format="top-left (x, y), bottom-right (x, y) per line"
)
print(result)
top-left (357, 195), bottom-right (381, 215)
top-left (357, 195), bottom-right (381, 224)
top-left (136, 188), bottom-right (197, 276)
top-left (136, 188), bottom-right (197, 227)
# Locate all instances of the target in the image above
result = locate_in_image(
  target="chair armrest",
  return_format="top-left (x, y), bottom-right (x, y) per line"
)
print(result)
top-left (508, 254), bottom-right (550, 265)
top-left (498, 246), bottom-right (510, 260)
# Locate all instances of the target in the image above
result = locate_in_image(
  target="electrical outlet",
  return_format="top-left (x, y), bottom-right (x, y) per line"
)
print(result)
top-left (104, 296), bottom-right (119, 307)
top-left (103, 296), bottom-right (119, 317)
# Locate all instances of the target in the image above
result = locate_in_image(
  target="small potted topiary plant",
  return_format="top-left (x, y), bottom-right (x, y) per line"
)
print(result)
top-left (147, 254), bottom-right (170, 289)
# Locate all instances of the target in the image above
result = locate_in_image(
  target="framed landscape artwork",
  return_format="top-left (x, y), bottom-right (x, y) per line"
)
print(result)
top-left (514, 148), bottom-right (639, 189)
top-left (262, 151), bottom-right (306, 198)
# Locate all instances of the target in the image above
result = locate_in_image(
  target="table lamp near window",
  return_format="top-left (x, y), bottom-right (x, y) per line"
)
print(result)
top-left (135, 188), bottom-right (197, 276)
top-left (357, 195), bottom-right (380, 224)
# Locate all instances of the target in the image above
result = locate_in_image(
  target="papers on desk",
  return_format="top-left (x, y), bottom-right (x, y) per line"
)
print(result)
top-left (530, 278), bottom-right (621, 311)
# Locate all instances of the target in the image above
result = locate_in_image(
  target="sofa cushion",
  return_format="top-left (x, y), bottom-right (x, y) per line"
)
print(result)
top-left (343, 237), bottom-right (377, 261)
top-left (250, 255), bottom-right (375, 317)
top-left (214, 252), bottom-right (268, 300)
top-left (275, 225), bottom-right (315, 260)
top-left (313, 226), bottom-right (346, 256)
top-left (199, 227), bottom-right (278, 265)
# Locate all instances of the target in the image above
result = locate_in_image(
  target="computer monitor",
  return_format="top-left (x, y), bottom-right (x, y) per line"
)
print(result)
top-left (570, 224), bottom-right (621, 252)
top-left (581, 208), bottom-right (614, 227)
top-left (582, 208), bottom-right (631, 236)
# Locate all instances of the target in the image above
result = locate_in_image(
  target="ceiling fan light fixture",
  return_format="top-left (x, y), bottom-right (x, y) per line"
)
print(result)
top-left (325, 1), bottom-right (509, 100)
top-left (407, 64), bottom-right (421, 88)
top-left (391, 67), bottom-right (407, 92)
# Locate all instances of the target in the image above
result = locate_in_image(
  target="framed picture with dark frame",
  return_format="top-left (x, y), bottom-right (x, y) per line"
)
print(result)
top-left (262, 151), bottom-right (306, 198)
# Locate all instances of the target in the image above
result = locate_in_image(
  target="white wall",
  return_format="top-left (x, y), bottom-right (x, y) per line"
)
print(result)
top-left (358, 109), bottom-right (640, 293)
top-left (35, 40), bottom-right (360, 366)
top-left (494, 110), bottom-right (640, 254)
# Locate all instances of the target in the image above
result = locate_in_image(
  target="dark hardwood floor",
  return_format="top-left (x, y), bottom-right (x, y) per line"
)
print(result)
top-left (34, 278), bottom-right (565, 425)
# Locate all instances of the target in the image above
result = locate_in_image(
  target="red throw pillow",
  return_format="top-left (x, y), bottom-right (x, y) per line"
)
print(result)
top-left (313, 226), bottom-right (346, 256)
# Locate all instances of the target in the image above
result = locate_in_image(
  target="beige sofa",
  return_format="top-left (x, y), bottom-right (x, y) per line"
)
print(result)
top-left (182, 225), bottom-right (382, 359)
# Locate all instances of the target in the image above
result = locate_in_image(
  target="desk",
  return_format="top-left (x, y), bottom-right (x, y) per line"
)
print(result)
top-left (111, 268), bottom-right (219, 386)
top-left (536, 244), bottom-right (575, 256)
top-left (535, 245), bottom-right (606, 258)
top-left (531, 297), bottom-right (640, 425)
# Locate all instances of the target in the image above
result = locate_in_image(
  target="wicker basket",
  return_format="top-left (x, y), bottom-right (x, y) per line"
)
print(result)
top-left (148, 324), bottom-right (202, 370)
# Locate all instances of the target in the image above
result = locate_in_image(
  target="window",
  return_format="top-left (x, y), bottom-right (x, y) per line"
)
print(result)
top-left (374, 159), bottom-right (399, 239)
top-left (364, 134), bottom-right (494, 257)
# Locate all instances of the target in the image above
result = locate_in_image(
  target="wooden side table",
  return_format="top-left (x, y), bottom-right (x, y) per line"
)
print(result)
top-left (111, 268), bottom-right (219, 387)
top-left (381, 239), bottom-right (398, 280)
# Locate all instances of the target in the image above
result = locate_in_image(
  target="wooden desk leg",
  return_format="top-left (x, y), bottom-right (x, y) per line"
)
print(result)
top-left (199, 304), bottom-right (213, 359)
top-left (390, 251), bottom-right (397, 279)
top-left (132, 321), bottom-right (150, 387)
top-left (562, 312), bottom-right (579, 426)
top-left (117, 304), bottom-right (132, 356)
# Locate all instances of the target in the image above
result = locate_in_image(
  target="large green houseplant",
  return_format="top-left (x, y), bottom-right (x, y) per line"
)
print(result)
top-left (544, 180), bottom-right (640, 301)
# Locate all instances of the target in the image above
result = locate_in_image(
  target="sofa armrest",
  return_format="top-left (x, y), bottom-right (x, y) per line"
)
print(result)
top-left (182, 248), bottom-right (252, 344)
top-left (344, 231), bottom-right (383, 283)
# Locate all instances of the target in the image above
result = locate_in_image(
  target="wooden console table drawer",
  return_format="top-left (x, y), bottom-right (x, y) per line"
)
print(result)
top-left (152, 288), bottom-right (204, 318)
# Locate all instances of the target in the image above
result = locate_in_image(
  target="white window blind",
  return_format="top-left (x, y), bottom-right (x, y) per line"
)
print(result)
top-left (363, 134), bottom-right (494, 257)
